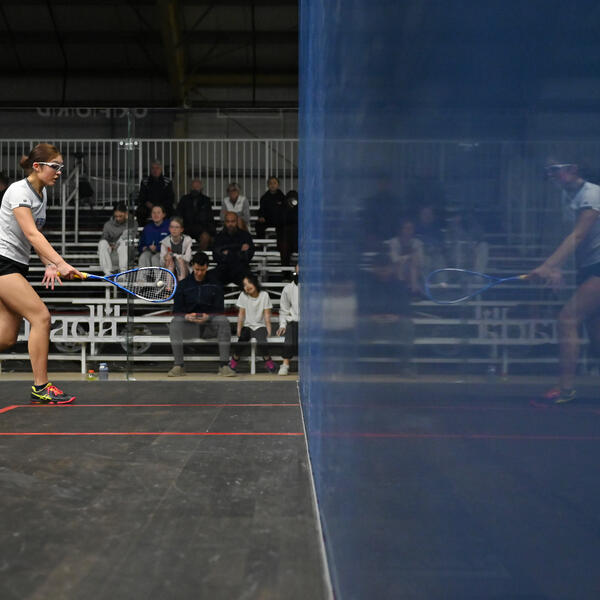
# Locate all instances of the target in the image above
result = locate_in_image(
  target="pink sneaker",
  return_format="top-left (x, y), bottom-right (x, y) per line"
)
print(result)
top-left (265, 360), bottom-right (276, 374)
top-left (228, 358), bottom-right (238, 372)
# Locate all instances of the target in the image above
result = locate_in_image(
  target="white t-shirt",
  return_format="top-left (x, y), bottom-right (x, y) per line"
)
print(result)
top-left (563, 181), bottom-right (600, 268)
top-left (236, 290), bottom-right (272, 330)
top-left (0, 178), bottom-right (47, 265)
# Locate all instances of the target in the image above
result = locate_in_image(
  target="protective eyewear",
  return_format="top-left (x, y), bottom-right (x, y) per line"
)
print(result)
top-left (37, 161), bottom-right (65, 174)
top-left (545, 164), bottom-right (573, 174)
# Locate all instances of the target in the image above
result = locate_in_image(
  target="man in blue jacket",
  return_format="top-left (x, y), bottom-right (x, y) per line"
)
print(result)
top-left (168, 252), bottom-right (236, 377)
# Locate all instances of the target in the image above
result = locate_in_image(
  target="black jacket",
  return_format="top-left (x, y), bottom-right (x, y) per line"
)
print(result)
top-left (138, 175), bottom-right (175, 216)
top-left (172, 270), bottom-right (224, 314)
top-left (212, 228), bottom-right (255, 265)
top-left (176, 191), bottom-right (216, 237)
top-left (258, 189), bottom-right (287, 227)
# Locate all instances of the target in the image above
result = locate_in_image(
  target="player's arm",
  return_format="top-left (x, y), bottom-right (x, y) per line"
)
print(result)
top-left (13, 206), bottom-right (82, 285)
top-left (531, 208), bottom-right (599, 280)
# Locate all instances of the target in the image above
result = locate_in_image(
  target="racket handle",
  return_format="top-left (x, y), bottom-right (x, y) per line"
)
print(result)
top-left (57, 272), bottom-right (89, 279)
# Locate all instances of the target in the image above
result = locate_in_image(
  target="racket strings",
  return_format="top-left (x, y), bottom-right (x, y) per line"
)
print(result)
top-left (426, 269), bottom-right (492, 303)
top-left (113, 268), bottom-right (176, 302)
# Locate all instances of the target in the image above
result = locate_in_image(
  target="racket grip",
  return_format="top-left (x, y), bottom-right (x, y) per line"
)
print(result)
top-left (57, 272), bottom-right (89, 279)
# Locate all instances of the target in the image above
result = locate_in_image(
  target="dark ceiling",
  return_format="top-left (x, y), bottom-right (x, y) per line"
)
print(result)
top-left (0, 0), bottom-right (299, 107)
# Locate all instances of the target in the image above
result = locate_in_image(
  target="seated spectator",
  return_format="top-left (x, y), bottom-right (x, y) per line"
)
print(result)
top-left (98, 202), bottom-right (129, 276)
top-left (388, 218), bottom-right (425, 296)
top-left (176, 178), bottom-right (216, 251)
top-left (445, 208), bottom-right (489, 273)
top-left (415, 204), bottom-right (446, 275)
top-left (280, 189), bottom-right (299, 267)
top-left (276, 263), bottom-right (299, 375)
top-left (213, 211), bottom-right (255, 286)
top-left (161, 217), bottom-right (193, 281)
top-left (256, 176), bottom-right (287, 238)
top-left (168, 252), bottom-right (236, 377)
top-left (220, 182), bottom-right (250, 231)
top-left (359, 250), bottom-right (415, 375)
top-left (136, 160), bottom-right (175, 226)
top-left (229, 273), bottom-right (276, 374)
top-left (139, 205), bottom-right (170, 269)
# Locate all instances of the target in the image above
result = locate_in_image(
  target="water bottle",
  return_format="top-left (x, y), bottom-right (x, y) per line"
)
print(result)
top-left (486, 364), bottom-right (497, 382)
top-left (99, 362), bottom-right (109, 381)
top-left (86, 369), bottom-right (98, 382)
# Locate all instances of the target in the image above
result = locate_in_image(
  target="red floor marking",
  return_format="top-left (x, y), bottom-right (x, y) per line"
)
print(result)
top-left (0, 431), bottom-right (304, 436)
top-left (323, 432), bottom-right (600, 441)
top-left (0, 405), bottom-right (17, 414)
top-left (13, 403), bottom-right (299, 408)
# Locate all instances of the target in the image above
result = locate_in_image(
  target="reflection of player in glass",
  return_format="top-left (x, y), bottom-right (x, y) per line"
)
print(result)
top-left (0, 144), bottom-right (82, 404)
top-left (529, 161), bottom-right (600, 404)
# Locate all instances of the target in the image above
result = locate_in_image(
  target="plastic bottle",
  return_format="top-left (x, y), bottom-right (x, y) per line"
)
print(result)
top-left (86, 369), bottom-right (98, 382)
top-left (98, 362), bottom-right (109, 381)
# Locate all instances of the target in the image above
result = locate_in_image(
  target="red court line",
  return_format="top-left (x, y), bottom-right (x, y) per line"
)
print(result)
top-left (0, 432), bottom-right (304, 436)
top-left (0, 405), bottom-right (17, 414)
top-left (11, 403), bottom-right (299, 408)
top-left (323, 432), bottom-right (600, 441)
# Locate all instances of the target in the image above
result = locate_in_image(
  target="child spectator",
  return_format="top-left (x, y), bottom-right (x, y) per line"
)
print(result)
top-left (276, 264), bottom-right (299, 375)
top-left (139, 204), bottom-right (170, 269)
top-left (229, 273), bottom-right (276, 374)
top-left (161, 216), bottom-right (193, 281)
top-left (388, 218), bottom-right (425, 296)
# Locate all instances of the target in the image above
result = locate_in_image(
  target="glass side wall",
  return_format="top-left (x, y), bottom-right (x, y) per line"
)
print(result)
top-left (1, 99), bottom-right (600, 596)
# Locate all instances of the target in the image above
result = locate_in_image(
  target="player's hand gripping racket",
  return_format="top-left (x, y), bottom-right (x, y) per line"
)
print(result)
top-left (61, 266), bottom-right (177, 303)
top-left (425, 268), bottom-right (528, 304)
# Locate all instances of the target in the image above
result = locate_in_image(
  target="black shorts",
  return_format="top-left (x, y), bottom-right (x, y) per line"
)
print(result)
top-left (576, 262), bottom-right (600, 285)
top-left (0, 255), bottom-right (29, 278)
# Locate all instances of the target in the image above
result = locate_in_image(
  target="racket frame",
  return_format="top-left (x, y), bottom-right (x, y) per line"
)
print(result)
top-left (425, 268), bottom-right (527, 304)
top-left (78, 267), bottom-right (177, 303)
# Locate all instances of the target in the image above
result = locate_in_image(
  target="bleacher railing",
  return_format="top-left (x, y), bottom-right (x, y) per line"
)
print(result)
top-left (0, 139), bottom-right (299, 210)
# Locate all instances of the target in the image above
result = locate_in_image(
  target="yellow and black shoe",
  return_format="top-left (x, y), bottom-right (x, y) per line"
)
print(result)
top-left (554, 388), bottom-right (576, 404)
top-left (31, 382), bottom-right (76, 405)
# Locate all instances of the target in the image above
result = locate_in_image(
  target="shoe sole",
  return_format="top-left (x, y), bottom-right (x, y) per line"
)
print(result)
top-left (31, 396), bottom-right (75, 405)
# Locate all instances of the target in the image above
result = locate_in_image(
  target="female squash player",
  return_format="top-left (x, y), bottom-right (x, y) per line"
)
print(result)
top-left (0, 143), bottom-right (82, 403)
top-left (529, 160), bottom-right (600, 404)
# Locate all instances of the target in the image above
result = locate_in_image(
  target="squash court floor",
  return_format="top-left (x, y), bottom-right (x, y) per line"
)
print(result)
top-left (0, 379), bottom-right (330, 600)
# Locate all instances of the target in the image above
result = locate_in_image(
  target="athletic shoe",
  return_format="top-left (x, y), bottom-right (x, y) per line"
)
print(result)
top-left (167, 365), bottom-right (185, 377)
top-left (265, 360), bottom-right (276, 374)
top-left (218, 365), bottom-right (237, 377)
top-left (228, 358), bottom-right (238, 372)
top-left (31, 383), bottom-right (75, 405)
top-left (278, 364), bottom-right (289, 376)
top-left (542, 387), bottom-right (561, 401)
top-left (554, 388), bottom-right (577, 404)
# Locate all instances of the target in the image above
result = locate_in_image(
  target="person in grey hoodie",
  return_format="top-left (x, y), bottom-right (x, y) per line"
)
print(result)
top-left (98, 202), bottom-right (129, 275)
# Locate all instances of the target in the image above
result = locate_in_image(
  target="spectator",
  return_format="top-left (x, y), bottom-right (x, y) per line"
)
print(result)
top-left (388, 218), bottom-right (425, 296)
top-left (229, 273), bottom-right (276, 374)
top-left (276, 263), bottom-right (299, 375)
top-left (168, 252), bottom-right (236, 377)
top-left (445, 208), bottom-right (489, 273)
top-left (280, 189), bottom-right (299, 267)
top-left (176, 178), bottom-right (216, 251)
top-left (256, 176), bottom-right (287, 238)
top-left (139, 205), bottom-right (170, 269)
top-left (415, 204), bottom-right (446, 275)
top-left (136, 160), bottom-right (175, 226)
top-left (213, 211), bottom-right (255, 286)
top-left (161, 216), bottom-right (193, 281)
top-left (220, 182), bottom-right (250, 231)
top-left (98, 202), bottom-right (129, 276)
top-left (359, 249), bottom-right (415, 375)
